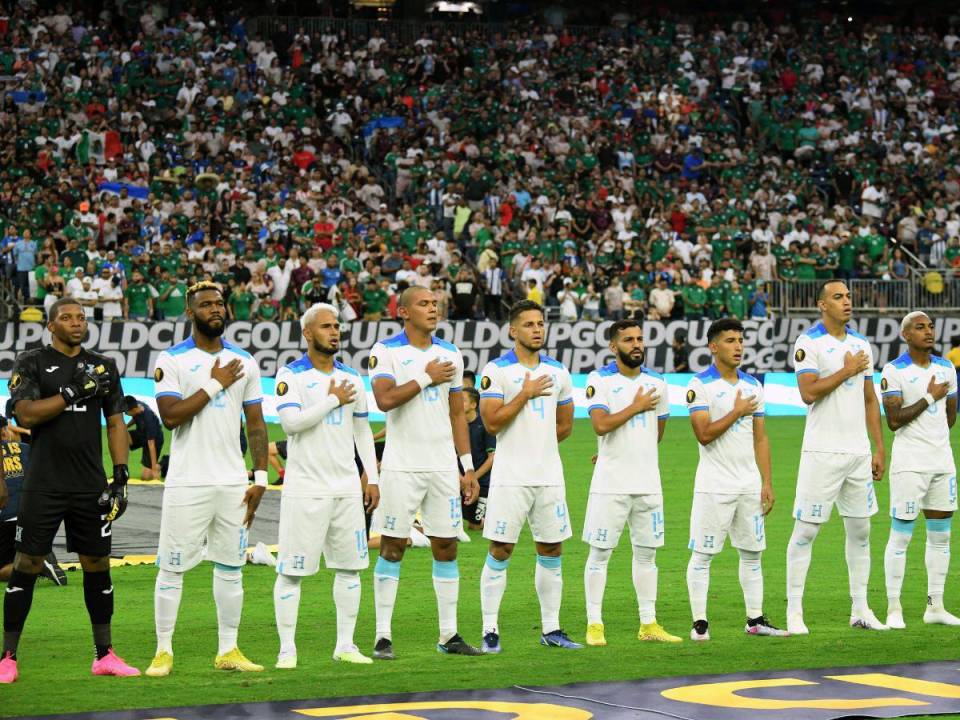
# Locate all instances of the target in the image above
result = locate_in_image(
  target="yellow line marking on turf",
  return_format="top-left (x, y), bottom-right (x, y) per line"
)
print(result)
top-left (59, 546), bottom-right (279, 570)
top-left (128, 479), bottom-right (282, 491)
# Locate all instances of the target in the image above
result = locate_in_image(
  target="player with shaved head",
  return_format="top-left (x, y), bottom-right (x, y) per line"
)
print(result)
top-left (881, 311), bottom-right (959, 629)
top-left (368, 285), bottom-right (481, 659)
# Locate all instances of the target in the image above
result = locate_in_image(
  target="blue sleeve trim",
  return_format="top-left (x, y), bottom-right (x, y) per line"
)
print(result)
top-left (277, 402), bottom-right (302, 411)
top-left (371, 373), bottom-right (395, 382)
top-left (796, 369), bottom-right (820, 376)
top-left (753, 412), bottom-right (765, 417)
top-left (449, 385), bottom-right (463, 393)
top-left (242, 398), bottom-right (263, 406)
top-left (588, 404), bottom-right (610, 413)
top-left (557, 398), bottom-right (574, 406)
top-left (947, 392), bottom-right (958, 399)
top-left (881, 391), bottom-right (903, 397)
top-left (658, 414), bottom-right (670, 420)
top-left (155, 391), bottom-right (182, 399)
top-left (479, 392), bottom-right (504, 399)
top-left (689, 405), bottom-right (709, 413)
top-left (353, 411), bottom-right (369, 417)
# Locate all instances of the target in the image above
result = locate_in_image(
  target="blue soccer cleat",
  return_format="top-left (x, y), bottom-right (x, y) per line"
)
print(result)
top-left (540, 629), bottom-right (583, 649)
top-left (481, 632), bottom-right (501, 654)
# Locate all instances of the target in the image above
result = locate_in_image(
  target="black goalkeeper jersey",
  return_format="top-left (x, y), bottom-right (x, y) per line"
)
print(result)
top-left (9, 346), bottom-right (125, 494)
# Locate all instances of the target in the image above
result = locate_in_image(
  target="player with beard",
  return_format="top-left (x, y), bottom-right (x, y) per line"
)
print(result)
top-left (272, 303), bottom-right (381, 667)
top-left (368, 286), bottom-right (481, 659)
top-left (146, 282), bottom-right (269, 677)
top-left (1, 297), bottom-right (136, 683)
top-left (478, 300), bottom-right (580, 653)
top-left (581, 319), bottom-right (680, 646)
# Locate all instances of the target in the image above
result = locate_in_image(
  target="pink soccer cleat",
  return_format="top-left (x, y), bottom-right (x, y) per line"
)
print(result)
top-left (0, 652), bottom-right (18, 683)
top-left (91, 649), bottom-right (141, 677)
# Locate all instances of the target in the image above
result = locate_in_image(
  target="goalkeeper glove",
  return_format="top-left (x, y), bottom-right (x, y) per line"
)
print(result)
top-left (61, 364), bottom-right (111, 406)
top-left (98, 464), bottom-right (129, 522)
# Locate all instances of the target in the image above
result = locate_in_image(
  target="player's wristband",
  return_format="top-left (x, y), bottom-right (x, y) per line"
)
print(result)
top-left (253, 470), bottom-right (268, 487)
top-left (415, 372), bottom-right (434, 390)
top-left (924, 392), bottom-right (936, 407)
top-left (202, 378), bottom-right (224, 400)
top-left (459, 453), bottom-right (475, 472)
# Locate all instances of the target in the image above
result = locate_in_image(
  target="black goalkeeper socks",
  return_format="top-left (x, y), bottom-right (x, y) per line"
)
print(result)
top-left (4, 569), bottom-right (39, 658)
top-left (83, 570), bottom-right (113, 658)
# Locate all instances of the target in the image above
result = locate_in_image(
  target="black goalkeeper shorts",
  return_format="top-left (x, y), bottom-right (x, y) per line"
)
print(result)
top-left (16, 491), bottom-right (112, 558)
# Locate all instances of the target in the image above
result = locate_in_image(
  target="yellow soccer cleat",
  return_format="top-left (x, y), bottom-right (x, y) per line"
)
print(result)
top-left (214, 648), bottom-right (264, 672)
top-left (638, 622), bottom-right (682, 643)
top-left (145, 651), bottom-right (173, 678)
top-left (585, 622), bottom-right (606, 647)
top-left (333, 648), bottom-right (374, 665)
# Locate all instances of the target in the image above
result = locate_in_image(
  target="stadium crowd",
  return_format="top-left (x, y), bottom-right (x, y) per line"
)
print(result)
top-left (2, 3), bottom-right (960, 324)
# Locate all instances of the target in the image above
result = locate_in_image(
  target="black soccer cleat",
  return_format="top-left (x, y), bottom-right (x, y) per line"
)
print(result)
top-left (690, 619), bottom-right (710, 641)
top-left (437, 634), bottom-right (483, 656)
top-left (41, 552), bottom-right (67, 586)
top-left (372, 637), bottom-right (394, 660)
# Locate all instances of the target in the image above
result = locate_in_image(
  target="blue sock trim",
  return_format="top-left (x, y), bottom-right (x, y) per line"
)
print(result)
top-left (926, 518), bottom-right (952, 533)
top-left (485, 553), bottom-right (509, 571)
top-left (432, 559), bottom-right (459, 579)
top-left (212, 562), bottom-right (243, 572)
top-left (891, 518), bottom-right (916, 535)
top-left (536, 555), bottom-right (562, 569)
top-left (374, 557), bottom-right (401, 578)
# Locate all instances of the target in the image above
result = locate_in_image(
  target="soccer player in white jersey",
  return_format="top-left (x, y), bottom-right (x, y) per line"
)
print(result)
top-left (881, 311), bottom-right (959, 629)
top-left (786, 280), bottom-right (887, 635)
top-left (368, 286), bottom-right (481, 659)
top-left (478, 300), bottom-right (580, 653)
top-left (685, 318), bottom-right (785, 641)
top-left (273, 303), bottom-right (381, 668)
top-left (582, 319), bottom-right (680, 646)
top-left (147, 282), bottom-right (269, 676)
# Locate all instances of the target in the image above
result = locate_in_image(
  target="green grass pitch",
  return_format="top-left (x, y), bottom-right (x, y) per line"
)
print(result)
top-left (5, 417), bottom-right (960, 718)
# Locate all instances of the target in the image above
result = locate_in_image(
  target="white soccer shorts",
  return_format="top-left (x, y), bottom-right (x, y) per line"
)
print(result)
top-left (582, 493), bottom-right (665, 549)
top-left (793, 451), bottom-right (876, 523)
top-left (156, 485), bottom-right (248, 572)
top-left (688, 492), bottom-right (766, 555)
top-left (375, 469), bottom-right (461, 539)
top-left (889, 471), bottom-right (958, 521)
top-left (483, 484), bottom-right (572, 545)
top-left (276, 494), bottom-right (370, 575)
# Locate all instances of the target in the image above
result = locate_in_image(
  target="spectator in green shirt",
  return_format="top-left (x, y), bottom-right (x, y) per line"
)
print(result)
top-left (362, 279), bottom-right (389, 320)
top-left (682, 278), bottom-right (707, 319)
top-left (156, 270), bottom-right (188, 321)
top-left (725, 281), bottom-right (747, 320)
top-left (124, 270), bottom-right (154, 320)
top-left (228, 285), bottom-right (255, 321)
top-left (705, 275), bottom-right (726, 319)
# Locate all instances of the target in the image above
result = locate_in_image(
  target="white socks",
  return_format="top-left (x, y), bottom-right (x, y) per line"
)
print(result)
top-left (925, 518), bottom-right (951, 607)
top-left (373, 557), bottom-right (400, 641)
top-left (786, 520), bottom-right (820, 617)
top-left (480, 553), bottom-right (509, 635)
top-left (274, 573), bottom-right (302, 656)
top-left (686, 551), bottom-right (713, 622)
top-left (884, 518), bottom-right (913, 611)
top-left (432, 560), bottom-right (459, 643)
top-left (535, 555), bottom-right (563, 634)
top-left (154, 569), bottom-right (184, 655)
top-left (632, 545), bottom-right (658, 624)
top-left (333, 571), bottom-right (362, 652)
top-left (212, 564), bottom-right (244, 656)
top-left (738, 550), bottom-right (764, 619)
top-left (584, 546), bottom-right (611, 624)
top-left (843, 516), bottom-right (872, 615)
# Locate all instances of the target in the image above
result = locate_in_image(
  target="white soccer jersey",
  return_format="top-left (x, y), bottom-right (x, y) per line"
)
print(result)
top-left (275, 354), bottom-right (369, 498)
top-left (479, 349), bottom-right (573, 487)
top-left (793, 322), bottom-right (874, 455)
top-left (369, 331), bottom-right (463, 472)
top-left (881, 353), bottom-right (958, 475)
top-left (586, 362), bottom-right (670, 495)
top-left (153, 337), bottom-right (262, 486)
top-left (686, 365), bottom-right (765, 494)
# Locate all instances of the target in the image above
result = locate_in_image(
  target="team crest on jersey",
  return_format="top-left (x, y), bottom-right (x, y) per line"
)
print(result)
top-left (586, 385), bottom-right (595, 399)
top-left (153, 367), bottom-right (164, 382)
top-left (686, 389), bottom-right (696, 403)
top-left (277, 381), bottom-right (289, 396)
top-left (480, 375), bottom-right (491, 390)
top-left (8, 373), bottom-right (20, 390)
top-left (795, 348), bottom-right (806, 362)
top-left (880, 378), bottom-right (888, 391)
top-left (368, 355), bottom-right (378, 370)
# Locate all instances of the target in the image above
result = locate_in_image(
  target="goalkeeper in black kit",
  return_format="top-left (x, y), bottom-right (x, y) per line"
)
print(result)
top-left (0, 298), bottom-right (138, 683)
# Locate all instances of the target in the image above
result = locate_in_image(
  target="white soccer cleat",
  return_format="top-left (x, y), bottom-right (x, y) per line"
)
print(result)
top-left (786, 613), bottom-right (809, 635)
top-left (456, 525), bottom-right (471, 542)
top-left (923, 606), bottom-right (960, 626)
top-left (275, 652), bottom-right (297, 669)
top-left (410, 527), bottom-right (430, 548)
top-left (850, 608), bottom-right (889, 631)
top-left (886, 610), bottom-right (906, 629)
top-left (249, 542), bottom-right (276, 567)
